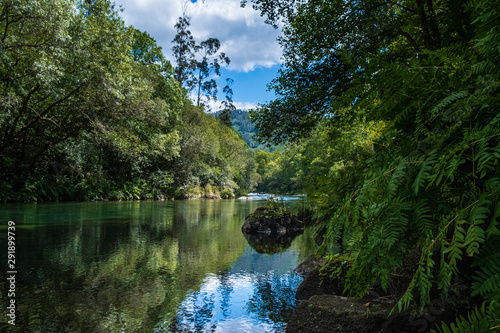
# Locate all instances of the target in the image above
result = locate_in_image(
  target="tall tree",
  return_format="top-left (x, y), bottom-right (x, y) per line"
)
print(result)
top-left (171, 14), bottom-right (230, 108)
top-left (218, 78), bottom-right (236, 127)
top-left (172, 14), bottom-right (196, 85)
top-left (191, 37), bottom-right (230, 108)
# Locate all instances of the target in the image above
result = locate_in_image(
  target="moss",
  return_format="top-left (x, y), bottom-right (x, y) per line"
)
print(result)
top-left (318, 253), bottom-right (352, 296)
top-left (248, 203), bottom-right (293, 222)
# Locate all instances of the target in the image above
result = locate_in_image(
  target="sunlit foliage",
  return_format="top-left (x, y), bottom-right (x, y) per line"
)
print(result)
top-left (246, 0), bottom-right (500, 325)
top-left (0, 0), bottom-right (257, 202)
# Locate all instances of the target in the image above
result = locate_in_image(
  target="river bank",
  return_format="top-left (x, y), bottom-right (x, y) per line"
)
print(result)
top-left (286, 255), bottom-right (473, 333)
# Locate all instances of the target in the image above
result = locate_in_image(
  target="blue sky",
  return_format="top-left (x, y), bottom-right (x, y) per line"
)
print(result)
top-left (114, 0), bottom-right (283, 111)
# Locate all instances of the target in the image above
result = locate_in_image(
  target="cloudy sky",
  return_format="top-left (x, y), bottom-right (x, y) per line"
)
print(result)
top-left (114, 0), bottom-right (283, 111)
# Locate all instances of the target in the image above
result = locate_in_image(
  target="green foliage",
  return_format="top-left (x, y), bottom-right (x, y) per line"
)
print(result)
top-left (220, 188), bottom-right (235, 199)
top-left (431, 301), bottom-right (500, 333)
top-left (0, 0), bottom-right (134, 191)
top-left (318, 253), bottom-right (353, 296)
top-left (470, 238), bottom-right (500, 302)
top-left (248, 202), bottom-right (292, 222)
top-left (247, 0), bottom-right (474, 144)
top-left (246, 0), bottom-right (500, 325)
top-left (0, 0), bottom-right (258, 202)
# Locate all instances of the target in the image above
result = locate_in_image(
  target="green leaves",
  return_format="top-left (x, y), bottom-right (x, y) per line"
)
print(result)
top-left (245, 0), bottom-right (500, 318)
top-left (432, 301), bottom-right (500, 333)
top-left (412, 153), bottom-right (437, 195)
top-left (471, 239), bottom-right (500, 302)
top-left (0, 0), bottom-right (254, 202)
top-left (171, 15), bottom-right (230, 108)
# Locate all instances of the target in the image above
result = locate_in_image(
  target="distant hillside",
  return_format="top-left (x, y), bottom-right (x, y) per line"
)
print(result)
top-left (214, 109), bottom-right (281, 152)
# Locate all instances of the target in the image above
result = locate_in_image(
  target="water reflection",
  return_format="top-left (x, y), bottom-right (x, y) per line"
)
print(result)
top-left (243, 231), bottom-right (303, 254)
top-left (166, 249), bottom-right (303, 333)
top-left (0, 199), bottom-right (314, 333)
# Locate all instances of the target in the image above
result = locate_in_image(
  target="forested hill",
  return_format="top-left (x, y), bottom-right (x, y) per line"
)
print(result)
top-left (230, 110), bottom-right (256, 148)
top-left (214, 109), bottom-right (253, 146)
top-left (214, 109), bottom-right (281, 152)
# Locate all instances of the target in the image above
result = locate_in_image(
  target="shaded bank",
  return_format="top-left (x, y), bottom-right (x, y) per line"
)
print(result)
top-left (286, 255), bottom-right (480, 333)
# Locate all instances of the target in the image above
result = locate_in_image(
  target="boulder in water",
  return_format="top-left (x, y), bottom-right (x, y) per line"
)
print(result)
top-left (241, 205), bottom-right (304, 235)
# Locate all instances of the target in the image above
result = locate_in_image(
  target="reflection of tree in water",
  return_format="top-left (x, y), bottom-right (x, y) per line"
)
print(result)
top-left (246, 272), bottom-right (302, 332)
top-left (0, 200), bottom-right (315, 332)
top-left (166, 270), bottom-right (302, 333)
top-left (167, 270), bottom-right (234, 333)
top-left (217, 271), bottom-right (233, 319)
top-left (169, 291), bottom-right (217, 333)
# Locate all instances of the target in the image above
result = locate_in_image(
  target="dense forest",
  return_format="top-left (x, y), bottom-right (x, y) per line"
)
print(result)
top-left (243, 0), bottom-right (500, 330)
top-left (1, 0), bottom-right (499, 330)
top-left (0, 0), bottom-right (259, 202)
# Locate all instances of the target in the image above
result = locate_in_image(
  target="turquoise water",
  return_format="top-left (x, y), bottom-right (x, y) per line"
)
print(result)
top-left (0, 198), bottom-right (315, 332)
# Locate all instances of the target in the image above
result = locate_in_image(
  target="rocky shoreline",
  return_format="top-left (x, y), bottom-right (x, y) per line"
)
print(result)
top-left (241, 206), bottom-right (466, 332)
top-left (286, 255), bottom-right (460, 333)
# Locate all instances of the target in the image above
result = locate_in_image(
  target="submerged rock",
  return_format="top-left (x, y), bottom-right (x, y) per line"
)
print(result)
top-left (241, 205), bottom-right (304, 235)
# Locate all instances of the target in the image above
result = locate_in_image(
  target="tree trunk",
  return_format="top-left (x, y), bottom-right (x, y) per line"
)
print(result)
top-left (415, 0), bottom-right (432, 50)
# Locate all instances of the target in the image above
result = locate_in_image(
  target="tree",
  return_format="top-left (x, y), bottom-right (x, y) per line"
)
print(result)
top-left (245, 0), bottom-right (500, 319)
top-left (131, 28), bottom-right (165, 65)
top-left (172, 15), bottom-right (196, 85)
top-left (171, 14), bottom-right (231, 108)
top-left (0, 1), bottom-right (185, 202)
top-left (218, 78), bottom-right (236, 127)
top-left (246, 0), bottom-right (474, 144)
top-left (0, 0), bottom-right (134, 193)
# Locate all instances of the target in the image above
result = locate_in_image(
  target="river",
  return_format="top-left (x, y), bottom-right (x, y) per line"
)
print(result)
top-left (0, 196), bottom-right (316, 332)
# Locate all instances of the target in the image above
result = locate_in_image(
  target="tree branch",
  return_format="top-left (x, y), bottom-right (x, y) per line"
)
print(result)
top-left (384, 1), bottom-right (417, 13)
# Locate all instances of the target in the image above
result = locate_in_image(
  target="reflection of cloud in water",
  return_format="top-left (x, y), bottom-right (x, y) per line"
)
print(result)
top-left (215, 317), bottom-right (273, 332)
top-left (169, 248), bottom-right (303, 333)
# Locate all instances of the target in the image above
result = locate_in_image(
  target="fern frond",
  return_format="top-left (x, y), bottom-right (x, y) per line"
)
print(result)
top-left (387, 158), bottom-right (408, 197)
top-left (413, 199), bottom-right (434, 236)
top-left (431, 301), bottom-right (500, 333)
top-left (471, 237), bottom-right (500, 301)
top-left (413, 152), bottom-right (437, 195)
top-left (429, 91), bottom-right (468, 116)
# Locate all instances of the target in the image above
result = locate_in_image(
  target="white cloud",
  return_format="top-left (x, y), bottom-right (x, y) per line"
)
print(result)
top-left (115, 0), bottom-right (282, 73)
top-left (202, 99), bottom-right (257, 113)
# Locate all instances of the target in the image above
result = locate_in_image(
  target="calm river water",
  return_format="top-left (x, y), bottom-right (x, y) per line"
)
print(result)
top-left (0, 197), bottom-right (316, 332)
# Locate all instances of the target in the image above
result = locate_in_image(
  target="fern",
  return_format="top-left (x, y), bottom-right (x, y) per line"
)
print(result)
top-left (471, 238), bottom-right (500, 302)
top-left (464, 200), bottom-right (489, 255)
top-left (313, 0), bottom-right (500, 319)
top-left (431, 301), bottom-right (500, 333)
top-left (413, 152), bottom-right (438, 195)
top-left (429, 91), bottom-right (468, 117)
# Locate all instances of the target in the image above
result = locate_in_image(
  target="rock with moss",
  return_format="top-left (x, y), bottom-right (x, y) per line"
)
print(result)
top-left (241, 204), bottom-right (304, 235)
